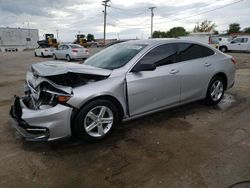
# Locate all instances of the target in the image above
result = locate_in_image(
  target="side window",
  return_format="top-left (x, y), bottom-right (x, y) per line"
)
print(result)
top-left (177, 43), bottom-right (214, 62)
top-left (242, 38), bottom-right (248, 43)
top-left (232, 38), bottom-right (242, 43)
top-left (64, 45), bottom-right (69, 49)
top-left (58, 45), bottom-right (64, 50)
top-left (138, 43), bottom-right (177, 67)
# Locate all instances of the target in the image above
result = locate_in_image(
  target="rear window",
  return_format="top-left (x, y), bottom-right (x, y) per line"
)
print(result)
top-left (177, 43), bottom-right (214, 62)
top-left (69, 44), bottom-right (83, 48)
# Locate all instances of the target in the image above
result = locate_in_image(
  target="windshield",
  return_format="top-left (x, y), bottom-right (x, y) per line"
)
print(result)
top-left (84, 43), bottom-right (147, 70)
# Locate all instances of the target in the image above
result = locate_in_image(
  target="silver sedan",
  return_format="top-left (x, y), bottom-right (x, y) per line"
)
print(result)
top-left (10, 39), bottom-right (236, 141)
top-left (53, 44), bottom-right (89, 61)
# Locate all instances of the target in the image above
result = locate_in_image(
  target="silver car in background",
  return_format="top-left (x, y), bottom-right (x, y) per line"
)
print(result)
top-left (53, 44), bottom-right (89, 61)
top-left (10, 39), bottom-right (236, 141)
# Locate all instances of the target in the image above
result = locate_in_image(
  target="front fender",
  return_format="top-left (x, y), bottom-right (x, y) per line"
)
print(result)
top-left (67, 76), bottom-right (127, 116)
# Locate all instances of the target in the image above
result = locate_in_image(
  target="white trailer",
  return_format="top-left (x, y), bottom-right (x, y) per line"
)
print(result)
top-left (0, 27), bottom-right (39, 52)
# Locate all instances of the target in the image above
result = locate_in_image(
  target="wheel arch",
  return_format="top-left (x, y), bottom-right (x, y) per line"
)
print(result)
top-left (219, 45), bottom-right (228, 51)
top-left (211, 72), bottom-right (228, 89)
top-left (70, 95), bottom-right (125, 134)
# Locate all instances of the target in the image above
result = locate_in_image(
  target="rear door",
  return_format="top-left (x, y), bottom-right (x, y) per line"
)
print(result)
top-left (126, 43), bottom-right (181, 116)
top-left (55, 45), bottom-right (64, 58)
top-left (176, 43), bottom-right (215, 103)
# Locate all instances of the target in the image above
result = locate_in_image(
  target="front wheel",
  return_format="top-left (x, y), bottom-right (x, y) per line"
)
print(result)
top-left (73, 99), bottom-right (120, 141)
top-left (66, 55), bottom-right (71, 62)
top-left (205, 76), bottom-right (225, 105)
top-left (220, 46), bottom-right (228, 53)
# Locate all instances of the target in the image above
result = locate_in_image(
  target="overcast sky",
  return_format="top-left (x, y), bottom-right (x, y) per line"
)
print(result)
top-left (0, 0), bottom-right (249, 41)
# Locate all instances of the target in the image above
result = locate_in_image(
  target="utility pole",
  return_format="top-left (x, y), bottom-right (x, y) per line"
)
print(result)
top-left (149, 7), bottom-right (156, 38)
top-left (102, 0), bottom-right (110, 45)
top-left (56, 29), bottom-right (59, 41)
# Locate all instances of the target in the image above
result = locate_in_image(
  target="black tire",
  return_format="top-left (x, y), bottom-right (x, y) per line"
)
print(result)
top-left (219, 46), bottom-right (228, 53)
top-left (205, 76), bottom-right (226, 105)
top-left (66, 55), bottom-right (71, 62)
top-left (34, 52), bottom-right (37, 57)
top-left (53, 54), bottom-right (57, 60)
top-left (41, 52), bottom-right (44, 57)
top-left (73, 99), bottom-right (120, 142)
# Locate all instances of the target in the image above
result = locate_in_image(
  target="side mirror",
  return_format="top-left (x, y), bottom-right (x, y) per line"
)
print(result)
top-left (132, 63), bottom-right (156, 72)
top-left (231, 41), bottom-right (235, 44)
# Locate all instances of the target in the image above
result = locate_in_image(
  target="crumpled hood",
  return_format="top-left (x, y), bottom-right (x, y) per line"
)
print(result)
top-left (31, 61), bottom-right (112, 77)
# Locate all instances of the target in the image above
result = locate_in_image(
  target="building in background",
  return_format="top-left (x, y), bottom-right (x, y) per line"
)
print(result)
top-left (0, 27), bottom-right (39, 52)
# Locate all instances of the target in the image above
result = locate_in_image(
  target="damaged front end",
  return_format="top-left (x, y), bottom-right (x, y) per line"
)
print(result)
top-left (10, 61), bottom-right (111, 141)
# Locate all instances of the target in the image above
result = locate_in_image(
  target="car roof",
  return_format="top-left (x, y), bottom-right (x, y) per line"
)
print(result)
top-left (122, 38), bottom-right (209, 46)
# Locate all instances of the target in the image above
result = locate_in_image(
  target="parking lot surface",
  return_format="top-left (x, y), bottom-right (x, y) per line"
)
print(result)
top-left (0, 49), bottom-right (250, 188)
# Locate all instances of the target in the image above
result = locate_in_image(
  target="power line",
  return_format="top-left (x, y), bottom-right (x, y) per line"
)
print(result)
top-left (153, 0), bottom-right (244, 25)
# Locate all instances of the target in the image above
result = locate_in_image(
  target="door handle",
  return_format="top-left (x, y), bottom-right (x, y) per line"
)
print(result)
top-left (204, 63), bottom-right (211, 67)
top-left (170, 69), bottom-right (179, 74)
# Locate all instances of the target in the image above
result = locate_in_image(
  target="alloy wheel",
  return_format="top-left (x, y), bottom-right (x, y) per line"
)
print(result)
top-left (210, 80), bottom-right (224, 101)
top-left (84, 106), bottom-right (114, 137)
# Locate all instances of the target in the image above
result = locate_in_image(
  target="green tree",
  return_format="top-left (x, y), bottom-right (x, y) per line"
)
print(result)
top-left (153, 27), bottom-right (188, 38)
top-left (168, 27), bottom-right (188, 37)
top-left (243, 27), bottom-right (250, 33)
top-left (86, 34), bottom-right (95, 41)
top-left (228, 23), bottom-right (241, 33)
top-left (152, 31), bottom-right (167, 38)
top-left (193, 20), bottom-right (216, 32)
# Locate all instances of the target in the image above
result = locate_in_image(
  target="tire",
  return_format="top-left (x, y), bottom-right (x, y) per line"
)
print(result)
top-left (66, 55), bottom-right (71, 62)
top-left (220, 46), bottom-right (228, 53)
top-left (53, 54), bottom-right (57, 60)
top-left (41, 52), bottom-right (44, 57)
top-left (73, 99), bottom-right (120, 142)
top-left (34, 52), bottom-right (37, 57)
top-left (205, 76), bottom-right (226, 105)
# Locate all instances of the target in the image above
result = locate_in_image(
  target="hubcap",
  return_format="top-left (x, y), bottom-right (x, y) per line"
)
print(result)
top-left (210, 80), bottom-right (224, 101)
top-left (84, 106), bottom-right (114, 137)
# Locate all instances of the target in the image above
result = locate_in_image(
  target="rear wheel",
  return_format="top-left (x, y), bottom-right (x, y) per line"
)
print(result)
top-left (205, 76), bottom-right (225, 105)
top-left (53, 54), bottom-right (57, 60)
top-left (66, 55), bottom-right (71, 62)
top-left (73, 99), bottom-right (120, 142)
top-left (41, 52), bottom-right (44, 57)
top-left (34, 52), bottom-right (37, 57)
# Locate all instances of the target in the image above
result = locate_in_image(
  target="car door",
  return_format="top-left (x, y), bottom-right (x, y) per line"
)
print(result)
top-left (228, 38), bottom-right (243, 51)
top-left (55, 45), bottom-right (64, 58)
top-left (240, 38), bottom-right (249, 51)
top-left (176, 43), bottom-right (215, 103)
top-left (63, 45), bottom-right (70, 59)
top-left (126, 43), bottom-right (181, 116)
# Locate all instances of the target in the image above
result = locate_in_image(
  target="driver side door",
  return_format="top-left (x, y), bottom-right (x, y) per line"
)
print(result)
top-left (228, 38), bottom-right (243, 51)
top-left (126, 43), bottom-right (181, 116)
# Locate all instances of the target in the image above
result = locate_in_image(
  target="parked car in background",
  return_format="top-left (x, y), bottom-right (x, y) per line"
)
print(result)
top-left (53, 44), bottom-right (89, 61)
top-left (34, 45), bottom-right (55, 57)
top-left (10, 39), bottom-right (236, 142)
top-left (219, 36), bottom-right (250, 52)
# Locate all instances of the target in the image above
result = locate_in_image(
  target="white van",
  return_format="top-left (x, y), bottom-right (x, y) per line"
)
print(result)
top-left (219, 36), bottom-right (250, 52)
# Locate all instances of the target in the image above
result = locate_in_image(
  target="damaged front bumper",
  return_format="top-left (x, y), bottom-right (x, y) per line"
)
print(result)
top-left (10, 96), bottom-right (73, 141)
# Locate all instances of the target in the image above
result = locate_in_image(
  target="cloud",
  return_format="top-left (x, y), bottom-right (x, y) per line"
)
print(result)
top-left (0, 0), bottom-right (249, 41)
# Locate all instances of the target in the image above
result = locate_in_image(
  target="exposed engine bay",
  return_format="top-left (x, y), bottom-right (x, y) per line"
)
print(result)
top-left (24, 68), bottom-right (108, 110)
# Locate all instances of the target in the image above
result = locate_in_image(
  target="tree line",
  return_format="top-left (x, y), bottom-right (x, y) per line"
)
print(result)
top-left (152, 20), bottom-right (250, 38)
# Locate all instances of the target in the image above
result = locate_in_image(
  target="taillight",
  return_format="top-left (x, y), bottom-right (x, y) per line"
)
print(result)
top-left (85, 49), bottom-right (89, 53)
top-left (44, 49), bottom-right (48, 51)
top-left (231, 57), bottom-right (236, 65)
top-left (72, 49), bottom-right (78, 53)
